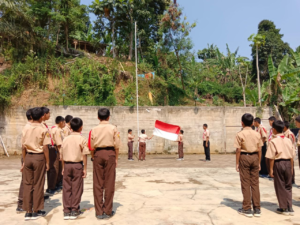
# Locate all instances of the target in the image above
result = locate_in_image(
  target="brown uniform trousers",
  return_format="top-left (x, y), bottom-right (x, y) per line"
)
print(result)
top-left (93, 149), bottom-right (116, 216)
top-left (239, 153), bottom-right (260, 210)
top-left (63, 162), bottom-right (83, 213)
top-left (139, 143), bottom-right (146, 160)
top-left (17, 157), bottom-right (24, 209)
top-left (274, 159), bottom-right (293, 209)
top-left (128, 142), bottom-right (133, 159)
top-left (178, 142), bottom-right (184, 159)
top-left (57, 157), bottom-right (63, 186)
top-left (47, 146), bottom-right (59, 190)
top-left (23, 153), bottom-right (46, 212)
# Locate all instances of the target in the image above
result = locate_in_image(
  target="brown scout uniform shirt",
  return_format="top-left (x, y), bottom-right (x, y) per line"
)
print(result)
top-left (51, 126), bottom-right (64, 146)
top-left (90, 121), bottom-right (120, 150)
top-left (139, 134), bottom-right (148, 143)
top-left (22, 123), bottom-right (51, 153)
top-left (266, 134), bottom-right (295, 160)
top-left (256, 124), bottom-right (267, 142)
top-left (297, 130), bottom-right (300, 147)
top-left (21, 122), bottom-right (32, 145)
top-left (128, 134), bottom-right (134, 143)
top-left (63, 124), bottom-right (72, 137)
top-left (178, 134), bottom-right (183, 143)
top-left (284, 129), bottom-right (296, 146)
top-left (61, 132), bottom-right (89, 162)
top-left (234, 127), bottom-right (263, 153)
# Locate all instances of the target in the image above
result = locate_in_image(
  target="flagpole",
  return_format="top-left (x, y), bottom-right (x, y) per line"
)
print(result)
top-left (135, 21), bottom-right (139, 158)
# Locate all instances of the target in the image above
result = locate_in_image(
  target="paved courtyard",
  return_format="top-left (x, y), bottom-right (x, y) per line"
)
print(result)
top-left (1, 154), bottom-right (300, 225)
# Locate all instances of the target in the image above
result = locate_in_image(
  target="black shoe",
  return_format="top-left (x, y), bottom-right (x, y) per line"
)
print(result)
top-left (103, 211), bottom-right (115, 219)
top-left (16, 207), bottom-right (25, 213)
top-left (46, 189), bottom-right (57, 195)
top-left (31, 211), bottom-right (45, 220)
top-left (64, 212), bottom-right (70, 220)
top-left (24, 212), bottom-right (32, 221)
top-left (253, 208), bottom-right (261, 217)
top-left (70, 211), bottom-right (80, 220)
top-left (276, 208), bottom-right (289, 216)
top-left (288, 207), bottom-right (294, 216)
top-left (44, 195), bottom-right (50, 200)
top-left (96, 214), bottom-right (105, 220)
top-left (238, 208), bottom-right (253, 217)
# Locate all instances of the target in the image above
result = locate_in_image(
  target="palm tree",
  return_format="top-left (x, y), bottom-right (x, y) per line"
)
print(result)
top-left (237, 57), bottom-right (250, 107)
top-left (248, 33), bottom-right (266, 106)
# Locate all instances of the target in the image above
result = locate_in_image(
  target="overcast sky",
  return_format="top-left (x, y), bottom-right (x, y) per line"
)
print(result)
top-left (81, 0), bottom-right (300, 58)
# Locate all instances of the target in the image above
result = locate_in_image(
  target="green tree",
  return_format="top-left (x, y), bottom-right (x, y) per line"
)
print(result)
top-left (197, 44), bottom-right (217, 61)
top-left (237, 57), bottom-right (250, 107)
top-left (248, 33), bottom-right (265, 106)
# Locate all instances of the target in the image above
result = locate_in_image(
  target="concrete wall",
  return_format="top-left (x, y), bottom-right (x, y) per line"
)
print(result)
top-left (0, 106), bottom-right (272, 155)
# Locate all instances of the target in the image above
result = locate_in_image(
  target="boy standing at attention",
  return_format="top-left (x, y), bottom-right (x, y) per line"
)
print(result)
top-left (283, 121), bottom-right (296, 184)
top-left (203, 124), bottom-right (210, 161)
top-left (63, 115), bottom-right (73, 137)
top-left (266, 120), bottom-right (295, 216)
top-left (235, 113), bottom-right (263, 218)
top-left (295, 116), bottom-right (300, 170)
top-left (17, 108), bottom-right (33, 213)
top-left (138, 129), bottom-right (153, 161)
top-left (89, 108), bottom-right (120, 219)
top-left (128, 129), bottom-right (135, 161)
top-left (21, 107), bottom-right (51, 220)
top-left (254, 117), bottom-right (268, 176)
top-left (51, 116), bottom-right (66, 192)
top-left (176, 130), bottom-right (184, 160)
top-left (61, 118), bottom-right (89, 220)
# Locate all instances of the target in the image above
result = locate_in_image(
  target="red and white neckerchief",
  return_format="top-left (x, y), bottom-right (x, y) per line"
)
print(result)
top-left (268, 129), bottom-right (273, 142)
top-left (277, 135), bottom-right (285, 139)
top-left (44, 123), bottom-right (54, 146)
top-left (287, 131), bottom-right (295, 144)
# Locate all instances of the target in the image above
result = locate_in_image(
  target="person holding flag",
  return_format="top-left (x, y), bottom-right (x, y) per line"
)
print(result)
top-left (138, 130), bottom-right (153, 161)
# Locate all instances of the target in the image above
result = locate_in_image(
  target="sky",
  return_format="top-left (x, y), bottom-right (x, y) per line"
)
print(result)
top-left (81, 0), bottom-right (300, 59)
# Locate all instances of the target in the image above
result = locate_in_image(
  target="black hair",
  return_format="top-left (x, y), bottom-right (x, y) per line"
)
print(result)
top-left (65, 115), bottom-right (73, 123)
top-left (98, 108), bottom-right (110, 120)
top-left (40, 107), bottom-right (50, 115)
top-left (284, 121), bottom-right (290, 129)
top-left (141, 129), bottom-right (145, 134)
top-left (296, 116), bottom-right (300, 123)
top-left (272, 120), bottom-right (284, 133)
top-left (128, 129), bottom-right (132, 133)
top-left (70, 118), bottom-right (83, 132)
top-left (55, 116), bottom-right (65, 124)
top-left (254, 117), bottom-right (261, 124)
top-left (203, 124), bottom-right (208, 128)
top-left (26, 108), bottom-right (32, 120)
top-left (31, 107), bottom-right (44, 121)
top-left (242, 113), bottom-right (254, 127)
top-left (268, 116), bottom-right (276, 122)
top-left (180, 130), bottom-right (184, 134)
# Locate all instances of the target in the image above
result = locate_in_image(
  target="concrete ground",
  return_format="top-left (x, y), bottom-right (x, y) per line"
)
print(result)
top-left (1, 154), bottom-right (300, 225)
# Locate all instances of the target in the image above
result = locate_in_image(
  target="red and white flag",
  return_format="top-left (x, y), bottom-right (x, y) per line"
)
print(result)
top-left (153, 120), bottom-right (180, 141)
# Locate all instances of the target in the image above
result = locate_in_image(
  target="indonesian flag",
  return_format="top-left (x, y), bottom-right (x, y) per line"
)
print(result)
top-left (153, 120), bottom-right (180, 141)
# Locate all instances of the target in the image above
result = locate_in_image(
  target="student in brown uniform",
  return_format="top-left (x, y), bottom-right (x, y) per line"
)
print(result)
top-left (63, 115), bottom-right (73, 137)
top-left (176, 130), bottom-right (184, 160)
top-left (88, 108), bottom-right (120, 220)
top-left (16, 108), bottom-right (33, 213)
top-left (138, 129), bottom-right (153, 161)
top-left (268, 117), bottom-right (276, 142)
top-left (235, 113), bottom-right (263, 218)
top-left (51, 116), bottom-right (66, 192)
top-left (127, 129), bottom-right (135, 161)
top-left (295, 116), bottom-right (300, 171)
top-left (283, 121), bottom-right (297, 185)
top-left (266, 120), bottom-right (295, 216)
top-left (21, 107), bottom-right (51, 220)
top-left (254, 117), bottom-right (268, 176)
top-left (61, 118), bottom-right (89, 220)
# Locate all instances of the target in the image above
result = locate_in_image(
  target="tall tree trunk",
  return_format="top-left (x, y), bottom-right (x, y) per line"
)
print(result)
top-left (56, 26), bottom-right (60, 46)
top-left (65, 24), bottom-right (69, 51)
top-left (112, 20), bottom-right (115, 58)
top-left (256, 44), bottom-right (261, 106)
top-left (175, 50), bottom-right (185, 90)
top-left (128, 17), bottom-right (133, 60)
top-left (238, 65), bottom-right (246, 107)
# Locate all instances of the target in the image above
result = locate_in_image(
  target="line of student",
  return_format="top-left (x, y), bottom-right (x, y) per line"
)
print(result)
top-left (235, 113), bottom-right (299, 218)
top-left (18, 107), bottom-right (120, 221)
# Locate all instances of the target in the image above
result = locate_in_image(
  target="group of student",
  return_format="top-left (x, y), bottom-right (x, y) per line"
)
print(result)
top-left (127, 124), bottom-right (211, 162)
top-left (235, 113), bottom-right (300, 218)
top-left (17, 107), bottom-right (120, 221)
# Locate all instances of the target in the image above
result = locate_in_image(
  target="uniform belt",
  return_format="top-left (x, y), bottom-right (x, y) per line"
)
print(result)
top-left (241, 152), bottom-right (258, 155)
top-left (27, 152), bottom-right (44, 155)
top-left (64, 161), bottom-right (83, 164)
top-left (48, 144), bottom-right (57, 147)
top-left (95, 147), bottom-right (115, 151)
top-left (275, 159), bottom-right (291, 162)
